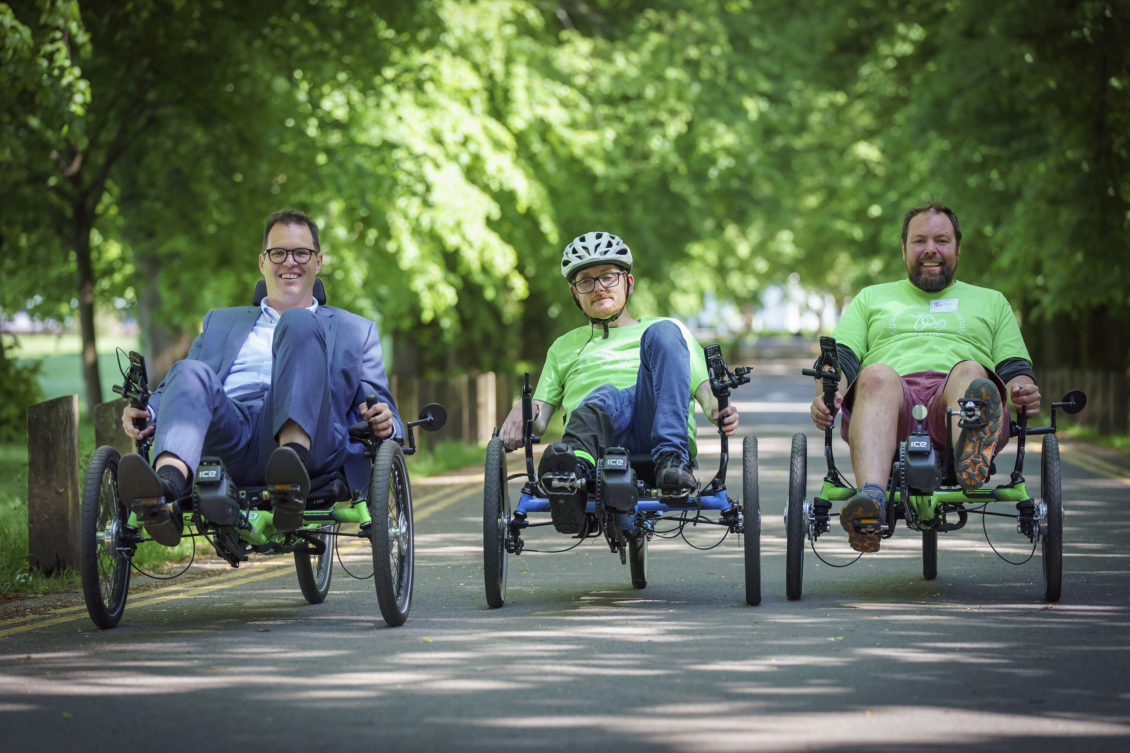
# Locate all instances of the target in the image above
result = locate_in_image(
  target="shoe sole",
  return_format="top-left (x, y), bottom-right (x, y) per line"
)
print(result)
top-left (549, 495), bottom-right (587, 534)
top-left (539, 443), bottom-right (588, 534)
top-left (118, 454), bottom-right (183, 546)
top-left (839, 494), bottom-right (883, 553)
top-left (266, 447), bottom-right (310, 532)
top-left (955, 378), bottom-right (1004, 491)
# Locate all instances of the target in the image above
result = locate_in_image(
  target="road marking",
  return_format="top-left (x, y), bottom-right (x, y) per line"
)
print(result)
top-left (1, 475), bottom-right (482, 638)
top-left (1061, 452), bottom-right (1130, 485)
top-left (0, 563), bottom-right (294, 638)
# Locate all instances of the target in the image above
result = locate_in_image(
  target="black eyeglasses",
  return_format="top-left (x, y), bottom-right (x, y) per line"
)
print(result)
top-left (572, 271), bottom-right (624, 294)
top-left (263, 247), bottom-right (317, 264)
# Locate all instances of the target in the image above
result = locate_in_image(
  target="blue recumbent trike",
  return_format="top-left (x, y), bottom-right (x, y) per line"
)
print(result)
top-left (786, 336), bottom-right (1087, 602)
top-left (482, 345), bottom-right (761, 607)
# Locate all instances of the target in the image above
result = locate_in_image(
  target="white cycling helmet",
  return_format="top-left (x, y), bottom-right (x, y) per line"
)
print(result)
top-left (560, 232), bottom-right (632, 280)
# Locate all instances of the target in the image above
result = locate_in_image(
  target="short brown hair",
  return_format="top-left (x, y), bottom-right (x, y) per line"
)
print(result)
top-left (901, 203), bottom-right (961, 245)
top-left (262, 209), bottom-right (320, 251)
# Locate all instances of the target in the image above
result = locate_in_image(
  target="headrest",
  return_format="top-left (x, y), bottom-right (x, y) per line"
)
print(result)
top-left (252, 278), bottom-right (326, 306)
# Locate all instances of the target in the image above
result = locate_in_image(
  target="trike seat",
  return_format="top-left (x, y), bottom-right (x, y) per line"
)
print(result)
top-left (252, 278), bottom-right (326, 306)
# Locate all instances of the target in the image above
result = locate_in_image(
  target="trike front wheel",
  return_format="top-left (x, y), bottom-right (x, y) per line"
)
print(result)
top-left (369, 441), bottom-right (414, 626)
top-left (1041, 434), bottom-right (1063, 602)
top-left (80, 446), bottom-right (133, 629)
top-left (743, 435), bottom-right (761, 606)
top-left (785, 433), bottom-right (807, 601)
top-left (483, 437), bottom-right (510, 608)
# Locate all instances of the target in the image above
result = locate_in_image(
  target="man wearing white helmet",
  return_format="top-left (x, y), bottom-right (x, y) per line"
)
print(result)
top-left (499, 232), bottom-right (740, 534)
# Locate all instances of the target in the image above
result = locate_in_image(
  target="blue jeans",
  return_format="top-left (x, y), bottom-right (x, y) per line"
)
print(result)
top-left (568, 320), bottom-right (692, 462)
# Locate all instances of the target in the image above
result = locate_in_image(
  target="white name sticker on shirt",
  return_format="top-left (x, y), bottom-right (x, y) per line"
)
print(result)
top-left (930, 299), bottom-right (958, 313)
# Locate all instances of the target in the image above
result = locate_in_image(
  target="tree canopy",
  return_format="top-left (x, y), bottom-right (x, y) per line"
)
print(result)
top-left (2, 0), bottom-right (1127, 412)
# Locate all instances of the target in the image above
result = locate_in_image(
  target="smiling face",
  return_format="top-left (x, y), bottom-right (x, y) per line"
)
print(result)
top-left (902, 210), bottom-right (959, 293)
top-left (571, 263), bottom-right (633, 322)
top-left (258, 222), bottom-right (323, 312)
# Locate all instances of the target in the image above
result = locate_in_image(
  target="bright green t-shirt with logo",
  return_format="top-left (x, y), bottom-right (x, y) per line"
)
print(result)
top-left (833, 280), bottom-right (1031, 375)
top-left (532, 317), bottom-right (711, 456)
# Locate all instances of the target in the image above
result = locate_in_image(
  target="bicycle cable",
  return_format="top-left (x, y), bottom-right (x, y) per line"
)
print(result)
top-left (975, 502), bottom-right (1038, 565)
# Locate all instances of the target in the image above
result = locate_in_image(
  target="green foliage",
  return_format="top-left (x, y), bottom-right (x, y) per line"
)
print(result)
top-left (2, 0), bottom-right (1127, 383)
top-left (0, 334), bottom-right (43, 442)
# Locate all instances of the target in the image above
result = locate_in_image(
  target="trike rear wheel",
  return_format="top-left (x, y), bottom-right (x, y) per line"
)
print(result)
top-left (483, 437), bottom-right (510, 608)
top-left (922, 528), bottom-right (938, 580)
top-left (295, 523), bottom-right (335, 604)
top-left (80, 446), bottom-right (132, 629)
top-left (743, 435), bottom-right (761, 606)
top-left (369, 441), bottom-right (414, 626)
top-left (629, 534), bottom-right (648, 589)
top-left (1041, 434), bottom-right (1063, 602)
top-left (785, 433), bottom-right (807, 601)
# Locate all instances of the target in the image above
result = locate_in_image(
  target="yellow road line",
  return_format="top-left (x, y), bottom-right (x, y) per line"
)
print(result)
top-left (0, 563), bottom-right (294, 638)
top-left (1062, 451), bottom-right (1130, 485)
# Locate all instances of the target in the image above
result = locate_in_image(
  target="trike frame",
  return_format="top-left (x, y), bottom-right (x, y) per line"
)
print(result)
top-left (80, 350), bottom-right (444, 629)
top-left (483, 345), bottom-right (762, 608)
top-left (786, 336), bottom-right (1085, 602)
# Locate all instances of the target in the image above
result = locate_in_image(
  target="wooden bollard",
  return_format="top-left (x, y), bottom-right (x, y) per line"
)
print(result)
top-left (95, 398), bottom-right (134, 457)
top-left (26, 395), bottom-right (80, 574)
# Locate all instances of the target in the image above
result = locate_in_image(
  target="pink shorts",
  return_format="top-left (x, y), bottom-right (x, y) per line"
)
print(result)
top-left (840, 368), bottom-right (1010, 452)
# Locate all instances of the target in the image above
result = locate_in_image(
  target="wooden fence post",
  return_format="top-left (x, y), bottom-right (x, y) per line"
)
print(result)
top-left (475, 372), bottom-right (496, 443)
top-left (26, 395), bottom-right (80, 575)
top-left (95, 398), bottom-right (134, 457)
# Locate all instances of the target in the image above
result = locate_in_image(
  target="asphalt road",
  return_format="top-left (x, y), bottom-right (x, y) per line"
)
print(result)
top-left (3, 362), bottom-right (1130, 753)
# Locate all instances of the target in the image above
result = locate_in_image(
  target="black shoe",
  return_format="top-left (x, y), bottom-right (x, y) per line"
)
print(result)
top-left (118, 454), bottom-right (183, 546)
top-left (266, 446), bottom-right (310, 532)
top-left (537, 442), bottom-right (590, 534)
top-left (655, 452), bottom-right (698, 497)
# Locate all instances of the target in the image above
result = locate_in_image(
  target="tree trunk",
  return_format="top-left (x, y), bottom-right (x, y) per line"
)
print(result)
top-left (71, 216), bottom-right (102, 418)
top-left (136, 252), bottom-right (192, 385)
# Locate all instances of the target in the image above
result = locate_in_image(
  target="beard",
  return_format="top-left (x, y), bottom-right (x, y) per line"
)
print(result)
top-left (909, 261), bottom-right (955, 292)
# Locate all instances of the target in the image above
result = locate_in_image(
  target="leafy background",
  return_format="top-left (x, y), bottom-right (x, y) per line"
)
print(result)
top-left (2, 0), bottom-right (1126, 414)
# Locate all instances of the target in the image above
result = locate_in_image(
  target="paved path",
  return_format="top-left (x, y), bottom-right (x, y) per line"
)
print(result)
top-left (2, 365), bottom-right (1129, 752)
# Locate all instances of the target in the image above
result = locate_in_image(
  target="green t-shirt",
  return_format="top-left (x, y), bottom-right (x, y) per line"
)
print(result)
top-left (833, 279), bottom-right (1031, 375)
top-left (532, 317), bottom-right (711, 456)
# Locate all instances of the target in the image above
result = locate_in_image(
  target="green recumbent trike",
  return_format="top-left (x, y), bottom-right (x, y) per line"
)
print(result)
top-left (786, 336), bottom-right (1086, 603)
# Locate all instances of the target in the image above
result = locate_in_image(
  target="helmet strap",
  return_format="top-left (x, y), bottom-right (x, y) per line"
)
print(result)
top-left (569, 277), bottom-right (631, 339)
top-left (590, 309), bottom-right (623, 339)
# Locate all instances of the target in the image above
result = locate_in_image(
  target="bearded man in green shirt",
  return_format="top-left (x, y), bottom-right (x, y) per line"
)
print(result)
top-left (499, 232), bottom-right (740, 534)
top-left (810, 203), bottom-right (1042, 553)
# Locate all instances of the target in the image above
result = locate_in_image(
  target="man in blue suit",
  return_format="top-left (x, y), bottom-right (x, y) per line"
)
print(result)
top-left (118, 208), bottom-right (402, 545)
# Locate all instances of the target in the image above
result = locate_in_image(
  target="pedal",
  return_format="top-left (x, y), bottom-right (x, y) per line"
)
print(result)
top-left (956, 397), bottom-right (990, 429)
top-left (537, 471), bottom-right (583, 496)
top-left (852, 517), bottom-right (883, 535)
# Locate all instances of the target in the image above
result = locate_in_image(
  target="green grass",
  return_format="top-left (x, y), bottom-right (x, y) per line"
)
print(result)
top-left (11, 333), bottom-right (141, 413)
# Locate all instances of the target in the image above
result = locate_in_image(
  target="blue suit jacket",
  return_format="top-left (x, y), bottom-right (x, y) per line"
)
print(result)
top-left (148, 304), bottom-right (402, 490)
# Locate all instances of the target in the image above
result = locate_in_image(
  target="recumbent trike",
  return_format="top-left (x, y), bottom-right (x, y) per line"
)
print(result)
top-left (785, 336), bottom-right (1087, 602)
top-left (80, 282), bottom-right (445, 630)
top-left (482, 345), bottom-right (762, 607)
